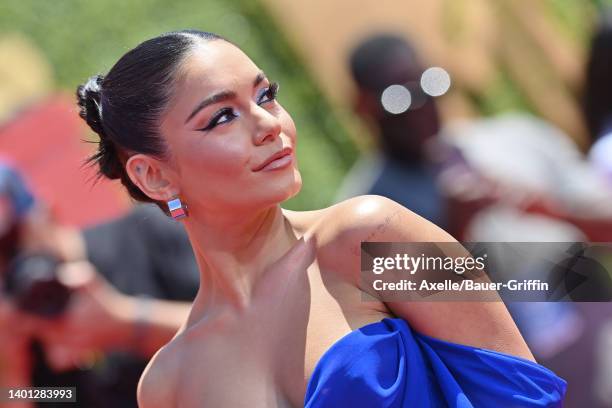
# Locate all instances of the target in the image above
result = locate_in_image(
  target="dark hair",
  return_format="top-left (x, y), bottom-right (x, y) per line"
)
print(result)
top-left (584, 12), bottom-right (612, 144)
top-left (76, 30), bottom-right (224, 211)
top-left (349, 34), bottom-right (421, 93)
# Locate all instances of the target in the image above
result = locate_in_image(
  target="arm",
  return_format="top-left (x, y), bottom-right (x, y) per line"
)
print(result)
top-left (38, 261), bottom-right (191, 368)
top-left (326, 195), bottom-right (535, 361)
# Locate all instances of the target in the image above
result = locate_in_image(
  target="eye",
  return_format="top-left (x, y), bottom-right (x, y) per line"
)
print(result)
top-left (197, 108), bottom-right (239, 132)
top-left (257, 82), bottom-right (279, 105)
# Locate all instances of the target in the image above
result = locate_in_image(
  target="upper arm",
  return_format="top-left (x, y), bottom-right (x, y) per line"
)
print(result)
top-left (321, 195), bottom-right (534, 361)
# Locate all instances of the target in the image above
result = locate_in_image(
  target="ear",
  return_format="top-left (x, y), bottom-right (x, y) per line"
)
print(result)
top-left (125, 154), bottom-right (178, 202)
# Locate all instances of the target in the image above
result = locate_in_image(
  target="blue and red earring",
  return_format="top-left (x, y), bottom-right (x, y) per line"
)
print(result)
top-left (167, 197), bottom-right (188, 220)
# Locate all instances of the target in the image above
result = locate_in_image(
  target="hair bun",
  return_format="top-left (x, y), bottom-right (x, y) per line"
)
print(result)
top-left (77, 74), bottom-right (122, 180)
top-left (76, 74), bottom-right (105, 136)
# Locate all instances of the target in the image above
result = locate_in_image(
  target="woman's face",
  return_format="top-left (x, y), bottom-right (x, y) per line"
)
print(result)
top-left (158, 40), bottom-right (301, 216)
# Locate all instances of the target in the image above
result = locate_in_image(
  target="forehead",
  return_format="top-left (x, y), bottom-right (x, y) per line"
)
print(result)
top-left (177, 40), bottom-right (261, 91)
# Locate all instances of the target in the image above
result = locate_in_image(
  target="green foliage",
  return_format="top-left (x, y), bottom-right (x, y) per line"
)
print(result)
top-left (472, 0), bottom-right (597, 117)
top-left (469, 67), bottom-right (535, 117)
top-left (545, 0), bottom-right (597, 47)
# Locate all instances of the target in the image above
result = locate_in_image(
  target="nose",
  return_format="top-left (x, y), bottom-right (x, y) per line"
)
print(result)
top-left (252, 104), bottom-right (282, 145)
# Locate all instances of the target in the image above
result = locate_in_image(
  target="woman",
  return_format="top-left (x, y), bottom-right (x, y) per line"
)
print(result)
top-left (76, 30), bottom-right (566, 407)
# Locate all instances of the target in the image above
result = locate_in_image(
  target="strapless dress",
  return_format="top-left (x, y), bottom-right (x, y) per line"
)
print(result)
top-left (304, 318), bottom-right (566, 407)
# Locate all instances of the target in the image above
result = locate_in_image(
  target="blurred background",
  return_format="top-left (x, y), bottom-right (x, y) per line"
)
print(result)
top-left (1, 0), bottom-right (612, 407)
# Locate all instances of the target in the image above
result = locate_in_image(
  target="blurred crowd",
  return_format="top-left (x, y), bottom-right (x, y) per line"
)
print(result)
top-left (1, 4), bottom-right (612, 408)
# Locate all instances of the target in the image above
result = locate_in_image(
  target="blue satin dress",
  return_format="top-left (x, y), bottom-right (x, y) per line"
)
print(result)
top-left (304, 318), bottom-right (566, 407)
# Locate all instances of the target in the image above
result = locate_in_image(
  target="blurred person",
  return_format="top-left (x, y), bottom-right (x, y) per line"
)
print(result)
top-left (336, 34), bottom-right (447, 229)
top-left (441, 113), bottom-right (612, 221)
top-left (436, 9), bottom-right (612, 226)
top-left (0, 160), bottom-right (198, 408)
top-left (31, 204), bottom-right (198, 408)
top-left (0, 159), bottom-right (39, 408)
top-left (585, 11), bottom-right (612, 187)
top-left (76, 30), bottom-right (566, 407)
top-left (582, 12), bottom-right (612, 408)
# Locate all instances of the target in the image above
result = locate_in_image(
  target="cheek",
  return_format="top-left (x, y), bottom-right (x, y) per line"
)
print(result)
top-left (175, 135), bottom-right (254, 206)
top-left (278, 106), bottom-right (297, 144)
top-left (180, 133), bottom-right (251, 179)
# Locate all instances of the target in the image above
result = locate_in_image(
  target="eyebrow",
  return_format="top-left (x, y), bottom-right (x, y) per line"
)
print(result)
top-left (185, 71), bottom-right (267, 124)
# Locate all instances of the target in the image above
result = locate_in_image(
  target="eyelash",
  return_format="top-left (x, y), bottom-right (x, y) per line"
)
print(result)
top-left (197, 82), bottom-right (280, 132)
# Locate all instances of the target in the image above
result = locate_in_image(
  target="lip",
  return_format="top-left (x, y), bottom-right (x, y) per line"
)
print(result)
top-left (253, 147), bottom-right (294, 172)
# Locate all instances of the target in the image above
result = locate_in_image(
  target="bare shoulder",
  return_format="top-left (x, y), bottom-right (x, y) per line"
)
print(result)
top-left (137, 339), bottom-right (183, 408)
top-left (310, 195), bottom-right (453, 282)
top-left (321, 194), bottom-right (454, 244)
top-left (285, 195), bottom-right (451, 250)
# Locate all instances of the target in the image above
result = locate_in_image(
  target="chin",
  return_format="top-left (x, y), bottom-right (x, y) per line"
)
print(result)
top-left (290, 167), bottom-right (303, 194)
top-left (246, 167), bottom-right (302, 209)
top-left (270, 167), bottom-right (302, 204)
top-left (279, 169), bottom-right (302, 201)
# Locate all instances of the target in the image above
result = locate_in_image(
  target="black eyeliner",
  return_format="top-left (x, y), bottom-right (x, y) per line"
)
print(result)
top-left (197, 107), bottom-right (236, 132)
top-left (197, 82), bottom-right (280, 132)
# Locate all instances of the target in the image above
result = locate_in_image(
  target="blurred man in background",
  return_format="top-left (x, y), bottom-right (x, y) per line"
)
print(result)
top-left (336, 34), bottom-right (448, 229)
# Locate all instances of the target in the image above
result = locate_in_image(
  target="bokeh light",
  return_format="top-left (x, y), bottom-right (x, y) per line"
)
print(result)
top-left (381, 84), bottom-right (412, 114)
top-left (420, 67), bottom-right (451, 97)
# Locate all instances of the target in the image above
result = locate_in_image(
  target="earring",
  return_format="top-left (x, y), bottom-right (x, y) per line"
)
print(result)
top-left (167, 197), bottom-right (188, 220)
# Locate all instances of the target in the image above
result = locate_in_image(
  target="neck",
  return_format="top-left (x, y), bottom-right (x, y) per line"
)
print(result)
top-left (183, 204), bottom-right (298, 320)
